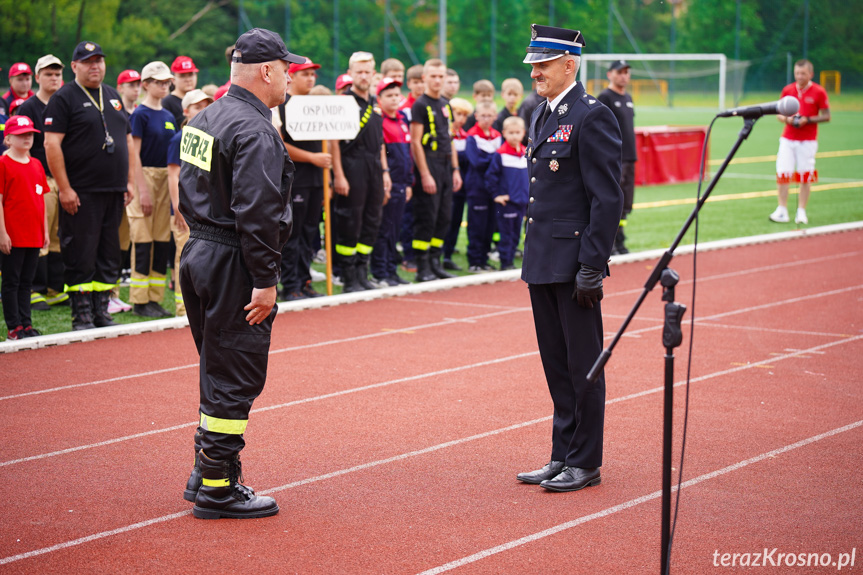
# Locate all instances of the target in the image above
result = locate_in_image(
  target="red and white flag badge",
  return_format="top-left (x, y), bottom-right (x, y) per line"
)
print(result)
top-left (110, 99), bottom-right (122, 111)
top-left (547, 125), bottom-right (572, 143)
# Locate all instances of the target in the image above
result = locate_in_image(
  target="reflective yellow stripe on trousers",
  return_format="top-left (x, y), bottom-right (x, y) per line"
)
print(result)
top-left (200, 413), bottom-right (248, 435)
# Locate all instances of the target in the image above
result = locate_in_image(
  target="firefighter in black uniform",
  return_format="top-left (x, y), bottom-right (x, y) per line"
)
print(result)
top-left (330, 51), bottom-right (387, 292)
top-left (178, 28), bottom-right (304, 519)
top-left (516, 25), bottom-right (623, 492)
top-left (409, 58), bottom-right (463, 281)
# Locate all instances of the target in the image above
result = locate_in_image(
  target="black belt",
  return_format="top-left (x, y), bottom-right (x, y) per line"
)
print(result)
top-left (189, 223), bottom-right (241, 247)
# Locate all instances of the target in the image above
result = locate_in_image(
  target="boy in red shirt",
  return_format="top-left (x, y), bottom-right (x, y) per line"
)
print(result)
top-left (1, 115), bottom-right (49, 340)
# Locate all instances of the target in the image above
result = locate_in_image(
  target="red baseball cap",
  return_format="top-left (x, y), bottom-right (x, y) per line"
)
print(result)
top-left (117, 69), bottom-right (141, 85)
top-left (376, 76), bottom-right (402, 96)
top-left (8, 97), bottom-right (27, 115)
top-left (335, 73), bottom-right (353, 91)
top-left (289, 57), bottom-right (320, 75)
top-left (5, 115), bottom-right (40, 136)
top-left (9, 63), bottom-right (32, 78)
top-left (171, 56), bottom-right (199, 74)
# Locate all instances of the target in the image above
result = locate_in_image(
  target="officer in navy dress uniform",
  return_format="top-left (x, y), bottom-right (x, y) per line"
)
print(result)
top-left (516, 24), bottom-right (623, 492)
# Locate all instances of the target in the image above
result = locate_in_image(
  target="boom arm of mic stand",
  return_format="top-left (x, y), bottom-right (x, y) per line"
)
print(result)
top-left (586, 117), bottom-right (757, 383)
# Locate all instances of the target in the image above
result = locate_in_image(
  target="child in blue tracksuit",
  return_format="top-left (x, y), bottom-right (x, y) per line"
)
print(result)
top-left (486, 116), bottom-right (528, 270)
top-left (371, 78), bottom-right (413, 286)
top-left (464, 100), bottom-right (501, 271)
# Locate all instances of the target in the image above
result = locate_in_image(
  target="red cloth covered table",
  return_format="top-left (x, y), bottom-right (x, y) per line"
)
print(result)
top-left (634, 126), bottom-right (709, 186)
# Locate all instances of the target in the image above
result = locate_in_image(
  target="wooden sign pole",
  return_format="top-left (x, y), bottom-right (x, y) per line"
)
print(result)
top-left (322, 140), bottom-right (333, 296)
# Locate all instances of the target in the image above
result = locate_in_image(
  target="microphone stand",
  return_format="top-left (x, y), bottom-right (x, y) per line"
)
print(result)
top-left (586, 116), bottom-right (759, 575)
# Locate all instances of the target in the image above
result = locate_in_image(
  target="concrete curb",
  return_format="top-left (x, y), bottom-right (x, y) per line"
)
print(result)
top-left (3, 220), bottom-right (862, 354)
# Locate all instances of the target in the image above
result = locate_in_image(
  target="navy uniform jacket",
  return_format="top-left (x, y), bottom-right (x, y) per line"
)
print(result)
top-left (178, 84), bottom-right (294, 289)
top-left (522, 82), bottom-right (623, 284)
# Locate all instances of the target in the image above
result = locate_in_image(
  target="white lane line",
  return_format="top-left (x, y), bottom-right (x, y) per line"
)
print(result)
top-left (695, 322), bottom-right (853, 338)
top-left (0, 308), bottom-right (527, 402)
top-left (398, 297), bottom-right (528, 310)
top-left (416, 419), bottom-right (863, 575)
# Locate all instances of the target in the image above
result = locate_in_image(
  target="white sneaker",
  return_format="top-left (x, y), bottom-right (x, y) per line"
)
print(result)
top-left (769, 206), bottom-right (789, 223)
top-left (309, 268), bottom-right (326, 282)
top-left (795, 208), bottom-right (808, 224)
top-left (108, 297), bottom-right (132, 314)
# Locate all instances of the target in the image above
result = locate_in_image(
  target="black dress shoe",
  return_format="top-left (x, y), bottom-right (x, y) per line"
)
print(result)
top-left (540, 467), bottom-right (601, 492)
top-left (517, 460), bottom-right (566, 484)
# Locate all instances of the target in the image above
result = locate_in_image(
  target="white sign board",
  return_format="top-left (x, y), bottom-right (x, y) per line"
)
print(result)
top-left (284, 95), bottom-right (360, 141)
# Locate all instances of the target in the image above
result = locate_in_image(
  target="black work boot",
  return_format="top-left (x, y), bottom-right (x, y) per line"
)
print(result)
top-left (355, 254), bottom-right (376, 290)
top-left (91, 291), bottom-right (119, 327)
top-left (192, 451), bottom-right (279, 519)
top-left (415, 251), bottom-right (436, 282)
top-left (69, 292), bottom-right (96, 331)
top-left (612, 225), bottom-right (629, 255)
top-left (341, 255), bottom-right (364, 293)
top-left (429, 248), bottom-right (455, 279)
top-left (183, 428), bottom-right (204, 502)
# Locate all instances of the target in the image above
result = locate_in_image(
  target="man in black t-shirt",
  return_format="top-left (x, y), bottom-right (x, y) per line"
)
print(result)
top-left (44, 41), bottom-right (134, 331)
top-left (410, 58), bottom-right (463, 282)
top-left (330, 51), bottom-right (387, 292)
top-left (18, 54), bottom-right (67, 308)
top-left (598, 59), bottom-right (637, 254)
top-left (277, 57), bottom-right (331, 300)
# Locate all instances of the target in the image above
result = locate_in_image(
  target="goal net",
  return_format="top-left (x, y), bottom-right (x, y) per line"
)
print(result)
top-left (579, 53), bottom-right (751, 110)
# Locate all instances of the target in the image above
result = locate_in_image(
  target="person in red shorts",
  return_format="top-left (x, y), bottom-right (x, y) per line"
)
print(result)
top-left (1, 115), bottom-right (49, 340)
top-left (770, 59), bottom-right (830, 225)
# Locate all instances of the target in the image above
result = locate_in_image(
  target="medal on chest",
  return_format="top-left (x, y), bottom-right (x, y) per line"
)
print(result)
top-left (549, 159), bottom-right (560, 172)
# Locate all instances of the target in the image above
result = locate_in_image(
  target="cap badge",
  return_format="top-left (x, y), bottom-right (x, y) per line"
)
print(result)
top-left (531, 25), bottom-right (538, 40)
top-left (85, 43), bottom-right (95, 52)
top-left (549, 159), bottom-right (560, 172)
top-left (558, 103), bottom-right (568, 115)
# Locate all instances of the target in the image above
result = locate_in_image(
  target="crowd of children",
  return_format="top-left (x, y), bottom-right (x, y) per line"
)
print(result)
top-left (1, 46), bottom-right (548, 339)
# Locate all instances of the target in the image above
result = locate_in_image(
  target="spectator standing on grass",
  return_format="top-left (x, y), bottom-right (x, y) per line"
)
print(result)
top-left (178, 28), bottom-right (302, 519)
top-left (410, 58), bottom-right (462, 282)
top-left (399, 64), bottom-right (424, 122)
top-left (598, 59), bottom-right (637, 254)
top-left (464, 100), bottom-right (502, 272)
top-left (163, 56), bottom-right (199, 128)
top-left (3, 63), bottom-right (35, 110)
top-left (277, 57), bottom-right (329, 301)
top-left (442, 68), bottom-right (460, 100)
top-left (517, 24), bottom-right (622, 493)
top-left (44, 41), bottom-right (134, 331)
top-left (770, 59), bottom-right (830, 225)
top-left (128, 61), bottom-right (177, 318)
top-left (487, 115), bottom-right (529, 271)
top-left (380, 58), bottom-right (405, 87)
top-left (463, 79), bottom-right (495, 132)
top-left (370, 76), bottom-right (413, 287)
top-left (166, 88), bottom-right (212, 316)
top-left (1, 115), bottom-right (49, 340)
top-left (330, 51), bottom-right (387, 293)
top-left (441, 97), bottom-right (472, 271)
top-left (493, 78), bottom-right (524, 133)
top-left (18, 55), bottom-right (67, 310)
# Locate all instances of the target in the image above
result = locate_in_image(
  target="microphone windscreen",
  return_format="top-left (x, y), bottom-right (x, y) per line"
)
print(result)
top-left (778, 96), bottom-right (800, 116)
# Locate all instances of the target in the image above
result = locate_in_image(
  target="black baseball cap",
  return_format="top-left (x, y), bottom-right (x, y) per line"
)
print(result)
top-left (232, 28), bottom-right (305, 65)
top-left (608, 59), bottom-right (631, 72)
top-left (72, 41), bottom-right (105, 62)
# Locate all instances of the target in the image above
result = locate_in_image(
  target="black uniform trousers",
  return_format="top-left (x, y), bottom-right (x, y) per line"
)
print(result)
top-left (180, 232), bottom-right (276, 460)
top-left (528, 282), bottom-right (605, 468)
top-left (412, 154), bottom-right (452, 250)
top-left (621, 160), bottom-right (636, 217)
top-left (333, 151), bottom-right (384, 255)
top-left (280, 185), bottom-right (323, 292)
top-left (442, 189), bottom-right (466, 260)
top-left (370, 187), bottom-right (407, 280)
top-left (58, 191), bottom-right (124, 291)
top-left (1, 247), bottom-right (40, 329)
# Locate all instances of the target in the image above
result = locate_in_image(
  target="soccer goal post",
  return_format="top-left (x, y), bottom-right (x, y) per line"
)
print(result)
top-left (580, 53), bottom-right (728, 110)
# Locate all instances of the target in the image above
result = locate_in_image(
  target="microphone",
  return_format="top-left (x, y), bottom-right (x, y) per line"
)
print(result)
top-left (717, 96), bottom-right (799, 119)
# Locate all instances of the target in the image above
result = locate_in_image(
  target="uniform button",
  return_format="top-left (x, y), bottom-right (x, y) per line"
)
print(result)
top-left (528, 217), bottom-right (534, 224)
top-left (574, 231), bottom-right (580, 237)
top-left (529, 197), bottom-right (535, 203)
top-left (551, 150), bottom-right (557, 155)
top-left (532, 158), bottom-right (537, 164)
top-left (530, 177), bottom-right (536, 183)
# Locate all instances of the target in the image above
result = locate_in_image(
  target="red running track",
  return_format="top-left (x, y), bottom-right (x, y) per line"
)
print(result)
top-left (1, 230), bottom-right (862, 574)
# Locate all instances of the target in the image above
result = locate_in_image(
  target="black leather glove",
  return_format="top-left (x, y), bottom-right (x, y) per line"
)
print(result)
top-left (573, 264), bottom-right (604, 308)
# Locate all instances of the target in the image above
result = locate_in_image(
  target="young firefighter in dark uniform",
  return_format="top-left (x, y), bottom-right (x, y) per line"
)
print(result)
top-left (598, 59), bottom-right (636, 254)
top-left (178, 28), bottom-right (303, 519)
top-left (330, 51), bottom-right (387, 293)
top-left (410, 58), bottom-right (463, 282)
top-left (517, 25), bottom-right (623, 492)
